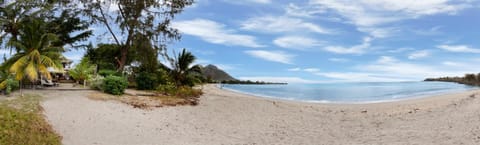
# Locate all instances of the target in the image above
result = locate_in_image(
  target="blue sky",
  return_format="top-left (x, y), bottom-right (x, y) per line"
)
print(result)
top-left (45, 0), bottom-right (480, 83)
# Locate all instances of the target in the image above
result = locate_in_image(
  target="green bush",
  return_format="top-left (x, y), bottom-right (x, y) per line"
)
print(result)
top-left (87, 75), bottom-right (104, 90)
top-left (174, 86), bottom-right (203, 98)
top-left (135, 72), bottom-right (158, 90)
top-left (98, 69), bottom-right (121, 77)
top-left (5, 77), bottom-right (19, 95)
top-left (102, 76), bottom-right (128, 95)
top-left (157, 82), bottom-right (202, 98)
top-left (156, 81), bottom-right (177, 95)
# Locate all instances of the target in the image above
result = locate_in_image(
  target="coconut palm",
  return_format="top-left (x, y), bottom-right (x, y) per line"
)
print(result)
top-left (69, 58), bottom-right (96, 87)
top-left (170, 48), bottom-right (202, 86)
top-left (3, 17), bottom-right (63, 83)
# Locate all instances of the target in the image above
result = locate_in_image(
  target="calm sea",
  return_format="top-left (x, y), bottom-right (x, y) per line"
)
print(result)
top-left (222, 81), bottom-right (477, 103)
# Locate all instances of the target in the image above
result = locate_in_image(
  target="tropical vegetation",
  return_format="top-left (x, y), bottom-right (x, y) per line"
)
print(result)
top-left (425, 73), bottom-right (480, 86)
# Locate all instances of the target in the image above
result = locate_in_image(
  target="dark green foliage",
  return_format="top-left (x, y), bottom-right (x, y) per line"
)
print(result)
top-left (75, 0), bottom-right (194, 71)
top-left (425, 73), bottom-right (480, 86)
top-left (4, 77), bottom-right (19, 95)
top-left (135, 72), bottom-right (158, 90)
top-left (170, 49), bottom-right (202, 87)
top-left (98, 69), bottom-right (121, 77)
top-left (85, 44), bottom-right (135, 71)
top-left (157, 83), bottom-right (202, 98)
top-left (45, 10), bottom-right (92, 48)
top-left (102, 76), bottom-right (128, 95)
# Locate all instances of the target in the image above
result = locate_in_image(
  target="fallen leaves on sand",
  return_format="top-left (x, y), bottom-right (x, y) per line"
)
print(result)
top-left (86, 92), bottom-right (199, 110)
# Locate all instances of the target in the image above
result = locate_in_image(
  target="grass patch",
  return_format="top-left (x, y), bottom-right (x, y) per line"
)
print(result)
top-left (0, 95), bottom-right (62, 145)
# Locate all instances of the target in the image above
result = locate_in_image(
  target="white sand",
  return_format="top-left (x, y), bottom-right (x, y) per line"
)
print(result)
top-left (40, 85), bottom-right (480, 145)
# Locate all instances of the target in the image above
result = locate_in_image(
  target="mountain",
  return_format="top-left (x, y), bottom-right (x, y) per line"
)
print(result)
top-left (201, 64), bottom-right (237, 81)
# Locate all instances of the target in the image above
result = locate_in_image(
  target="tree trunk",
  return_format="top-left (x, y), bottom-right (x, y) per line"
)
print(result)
top-left (117, 46), bottom-right (128, 72)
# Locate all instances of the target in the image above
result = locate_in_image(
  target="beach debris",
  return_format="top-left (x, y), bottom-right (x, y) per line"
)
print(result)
top-left (361, 109), bottom-right (368, 113)
top-left (470, 94), bottom-right (476, 98)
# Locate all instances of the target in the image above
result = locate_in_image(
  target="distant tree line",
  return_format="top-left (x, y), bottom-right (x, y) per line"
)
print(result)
top-left (217, 80), bottom-right (288, 85)
top-left (425, 73), bottom-right (480, 86)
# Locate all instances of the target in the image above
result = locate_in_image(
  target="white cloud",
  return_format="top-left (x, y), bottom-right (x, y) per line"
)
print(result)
top-left (442, 61), bottom-right (466, 67)
top-left (310, 0), bottom-right (472, 27)
top-left (323, 36), bottom-right (372, 54)
top-left (245, 50), bottom-right (295, 64)
top-left (408, 50), bottom-right (430, 59)
top-left (412, 26), bottom-right (443, 35)
top-left (241, 16), bottom-right (331, 34)
top-left (437, 45), bottom-right (480, 53)
top-left (315, 72), bottom-right (408, 82)
top-left (223, 0), bottom-right (271, 4)
top-left (215, 64), bottom-right (236, 70)
top-left (273, 36), bottom-right (323, 49)
top-left (303, 68), bottom-right (321, 73)
top-left (328, 58), bottom-right (349, 62)
top-left (238, 76), bottom-right (320, 84)
top-left (376, 56), bottom-right (397, 64)
top-left (286, 3), bottom-right (325, 18)
top-left (173, 19), bottom-right (263, 48)
top-left (287, 67), bottom-right (301, 71)
top-left (357, 27), bottom-right (399, 38)
top-left (308, 0), bottom-right (473, 38)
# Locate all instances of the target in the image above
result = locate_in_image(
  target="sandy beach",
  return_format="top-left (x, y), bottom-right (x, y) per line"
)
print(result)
top-left (40, 84), bottom-right (480, 145)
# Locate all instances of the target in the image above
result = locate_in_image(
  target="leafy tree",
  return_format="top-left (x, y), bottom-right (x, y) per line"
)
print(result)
top-left (75, 0), bottom-right (194, 71)
top-left (170, 48), bottom-right (201, 86)
top-left (2, 17), bottom-right (63, 82)
top-left (45, 10), bottom-right (92, 48)
top-left (84, 43), bottom-right (136, 70)
top-left (69, 58), bottom-right (96, 87)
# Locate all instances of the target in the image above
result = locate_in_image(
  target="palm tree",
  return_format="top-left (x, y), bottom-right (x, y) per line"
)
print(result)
top-left (3, 17), bottom-right (63, 83)
top-left (69, 58), bottom-right (96, 87)
top-left (170, 48), bottom-right (202, 86)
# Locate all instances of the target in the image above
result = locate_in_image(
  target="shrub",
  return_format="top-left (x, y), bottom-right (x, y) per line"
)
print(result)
top-left (98, 69), bottom-right (120, 77)
top-left (87, 75), bottom-right (104, 90)
top-left (174, 86), bottom-right (203, 98)
top-left (102, 76), bottom-right (128, 95)
top-left (157, 82), bottom-right (202, 98)
top-left (135, 72), bottom-right (158, 90)
top-left (5, 77), bottom-right (19, 95)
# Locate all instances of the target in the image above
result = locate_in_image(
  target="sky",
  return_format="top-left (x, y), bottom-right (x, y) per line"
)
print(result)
top-left (11, 0), bottom-right (480, 83)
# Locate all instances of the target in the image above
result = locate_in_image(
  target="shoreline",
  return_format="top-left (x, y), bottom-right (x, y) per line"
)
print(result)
top-left (217, 83), bottom-right (480, 105)
top-left (40, 84), bottom-right (480, 144)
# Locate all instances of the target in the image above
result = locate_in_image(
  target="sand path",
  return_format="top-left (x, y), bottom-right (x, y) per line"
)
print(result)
top-left (40, 85), bottom-right (480, 145)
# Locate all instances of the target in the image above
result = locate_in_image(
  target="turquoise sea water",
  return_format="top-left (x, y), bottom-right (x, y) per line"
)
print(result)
top-left (222, 82), bottom-right (477, 103)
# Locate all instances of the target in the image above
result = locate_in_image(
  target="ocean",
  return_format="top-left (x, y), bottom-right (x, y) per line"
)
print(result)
top-left (222, 81), bottom-right (477, 103)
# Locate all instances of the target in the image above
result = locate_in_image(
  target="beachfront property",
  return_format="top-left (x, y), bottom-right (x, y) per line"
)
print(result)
top-left (2, 0), bottom-right (480, 144)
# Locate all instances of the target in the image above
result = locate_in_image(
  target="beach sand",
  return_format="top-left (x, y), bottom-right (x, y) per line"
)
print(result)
top-left (40, 84), bottom-right (480, 145)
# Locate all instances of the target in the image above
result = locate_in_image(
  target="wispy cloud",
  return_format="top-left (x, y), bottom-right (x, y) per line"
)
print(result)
top-left (408, 50), bottom-right (430, 59)
top-left (241, 16), bottom-right (332, 34)
top-left (245, 50), bottom-right (295, 64)
top-left (173, 19), bottom-right (263, 48)
top-left (287, 67), bottom-right (301, 71)
top-left (223, 0), bottom-right (271, 4)
top-left (328, 58), bottom-right (349, 62)
top-left (285, 3), bottom-right (325, 18)
top-left (273, 36), bottom-right (323, 50)
top-left (323, 37), bottom-right (372, 54)
top-left (437, 45), bottom-right (480, 53)
top-left (310, 0), bottom-right (472, 27)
